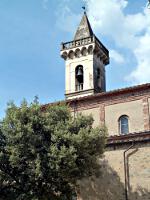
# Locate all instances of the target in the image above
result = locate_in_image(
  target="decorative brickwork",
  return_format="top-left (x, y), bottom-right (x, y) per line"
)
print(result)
top-left (65, 83), bottom-right (150, 135)
top-left (68, 83), bottom-right (150, 112)
top-left (43, 83), bottom-right (150, 135)
top-left (99, 104), bottom-right (105, 125)
top-left (107, 131), bottom-right (150, 145)
top-left (142, 97), bottom-right (150, 131)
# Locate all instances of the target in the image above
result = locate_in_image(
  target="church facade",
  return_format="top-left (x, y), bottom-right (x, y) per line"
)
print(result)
top-left (60, 13), bottom-right (150, 200)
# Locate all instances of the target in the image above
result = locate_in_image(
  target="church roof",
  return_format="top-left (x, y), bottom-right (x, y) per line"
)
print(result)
top-left (74, 12), bottom-right (94, 40)
top-left (42, 83), bottom-right (150, 108)
top-left (42, 83), bottom-right (150, 144)
top-left (66, 83), bottom-right (150, 103)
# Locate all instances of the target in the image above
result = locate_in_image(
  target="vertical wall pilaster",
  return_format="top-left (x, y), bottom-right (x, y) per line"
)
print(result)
top-left (100, 104), bottom-right (105, 126)
top-left (142, 97), bottom-right (150, 131)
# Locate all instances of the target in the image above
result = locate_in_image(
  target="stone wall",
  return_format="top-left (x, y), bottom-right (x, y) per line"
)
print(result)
top-left (77, 142), bottom-right (150, 200)
top-left (70, 85), bottom-right (150, 136)
top-left (66, 84), bottom-right (150, 200)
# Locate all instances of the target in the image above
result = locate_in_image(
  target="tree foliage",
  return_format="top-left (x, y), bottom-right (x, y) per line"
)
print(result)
top-left (0, 99), bottom-right (107, 200)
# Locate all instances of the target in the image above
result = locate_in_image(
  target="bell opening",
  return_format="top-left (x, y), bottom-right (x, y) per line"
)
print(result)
top-left (75, 65), bottom-right (84, 91)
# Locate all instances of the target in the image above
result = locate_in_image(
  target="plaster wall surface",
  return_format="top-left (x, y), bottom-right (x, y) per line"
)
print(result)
top-left (105, 100), bottom-right (144, 135)
top-left (65, 54), bottom-right (93, 95)
top-left (80, 107), bottom-right (100, 127)
top-left (93, 55), bottom-right (105, 91)
top-left (78, 99), bottom-right (145, 135)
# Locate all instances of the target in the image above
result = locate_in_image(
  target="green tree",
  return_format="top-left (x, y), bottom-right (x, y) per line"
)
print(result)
top-left (0, 99), bottom-right (107, 200)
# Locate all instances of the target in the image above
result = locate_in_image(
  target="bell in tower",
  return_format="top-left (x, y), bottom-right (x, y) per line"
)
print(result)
top-left (60, 11), bottom-right (109, 99)
top-left (75, 65), bottom-right (83, 91)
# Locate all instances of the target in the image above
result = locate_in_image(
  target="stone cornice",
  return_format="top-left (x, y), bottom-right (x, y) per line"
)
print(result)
top-left (42, 83), bottom-right (150, 111)
top-left (67, 83), bottom-right (150, 105)
top-left (60, 35), bottom-right (109, 65)
top-left (107, 131), bottom-right (150, 146)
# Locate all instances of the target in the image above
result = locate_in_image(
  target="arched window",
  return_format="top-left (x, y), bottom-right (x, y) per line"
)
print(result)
top-left (75, 65), bottom-right (84, 91)
top-left (119, 115), bottom-right (129, 134)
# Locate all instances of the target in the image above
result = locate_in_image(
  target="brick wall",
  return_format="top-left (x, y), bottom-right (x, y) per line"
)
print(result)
top-left (69, 85), bottom-right (150, 135)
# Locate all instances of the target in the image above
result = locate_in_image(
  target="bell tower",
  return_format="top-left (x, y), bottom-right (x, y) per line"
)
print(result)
top-left (61, 12), bottom-right (109, 99)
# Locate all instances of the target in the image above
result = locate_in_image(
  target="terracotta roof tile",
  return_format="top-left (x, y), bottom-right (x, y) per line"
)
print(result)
top-left (107, 131), bottom-right (150, 145)
top-left (67, 83), bottom-right (150, 103)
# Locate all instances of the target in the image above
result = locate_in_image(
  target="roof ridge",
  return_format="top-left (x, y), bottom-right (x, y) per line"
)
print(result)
top-left (66, 82), bottom-right (150, 102)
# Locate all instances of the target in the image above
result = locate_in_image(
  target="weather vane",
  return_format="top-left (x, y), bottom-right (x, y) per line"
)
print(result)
top-left (82, 6), bottom-right (86, 14)
top-left (148, 0), bottom-right (150, 8)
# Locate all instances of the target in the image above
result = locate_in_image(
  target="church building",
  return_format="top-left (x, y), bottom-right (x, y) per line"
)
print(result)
top-left (60, 12), bottom-right (150, 200)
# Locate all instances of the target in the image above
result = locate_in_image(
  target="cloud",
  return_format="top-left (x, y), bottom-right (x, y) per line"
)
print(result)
top-left (55, 4), bottom-right (81, 34)
top-left (84, 0), bottom-right (150, 84)
top-left (110, 49), bottom-right (125, 64)
top-left (84, 0), bottom-right (148, 49)
top-left (126, 27), bottom-right (150, 83)
top-left (56, 0), bottom-right (150, 84)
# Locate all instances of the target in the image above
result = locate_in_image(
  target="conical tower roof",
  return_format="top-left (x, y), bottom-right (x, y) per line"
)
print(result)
top-left (74, 12), bottom-right (94, 40)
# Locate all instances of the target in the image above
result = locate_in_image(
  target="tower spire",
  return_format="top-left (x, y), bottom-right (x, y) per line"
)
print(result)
top-left (74, 11), bottom-right (93, 40)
